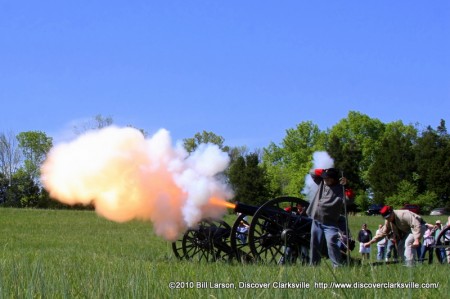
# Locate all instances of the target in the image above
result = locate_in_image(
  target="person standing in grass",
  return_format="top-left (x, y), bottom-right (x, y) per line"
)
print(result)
top-left (434, 220), bottom-right (446, 264)
top-left (419, 225), bottom-right (435, 264)
top-left (358, 223), bottom-right (373, 260)
top-left (375, 224), bottom-right (387, 261)
top-left (363, 205), bottom-right (433, 266)
top-left (306, 168), bottom-right (348, 267)
top-left (385, 233), bottom-right (398, 262)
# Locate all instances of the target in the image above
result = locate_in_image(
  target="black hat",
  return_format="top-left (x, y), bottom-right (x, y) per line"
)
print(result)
top-left (321, 168), bottom-right (340, 180)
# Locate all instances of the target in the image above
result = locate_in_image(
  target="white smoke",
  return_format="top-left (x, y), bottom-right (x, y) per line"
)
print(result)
top-left (40, 126), bottom-right (233, 241)
top-left (303, 151), bottom-right (334, 201)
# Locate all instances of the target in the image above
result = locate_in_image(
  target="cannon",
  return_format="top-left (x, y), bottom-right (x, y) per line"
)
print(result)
top-left (172, 196), bottom-right (354, 264)
top-left (171, 218), bottom-right (233, 262)
top-left (244, 197), bottom-right (312, 264)
top-left (434, 224), bottom-right (450, 253)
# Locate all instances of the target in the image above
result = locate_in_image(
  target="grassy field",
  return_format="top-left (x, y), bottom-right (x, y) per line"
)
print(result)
top-left (0, 208), bottom-right (448, 299)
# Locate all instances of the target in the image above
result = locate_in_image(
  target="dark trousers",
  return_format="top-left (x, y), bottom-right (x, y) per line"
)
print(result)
top-left (435, 247), bottom-right (446, 264)
top-left (419, 245), bottom-right (433, 264)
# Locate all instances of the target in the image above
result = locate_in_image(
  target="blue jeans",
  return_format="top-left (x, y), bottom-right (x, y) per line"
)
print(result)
top-left (435, 247), bottom-right (446, 264)
top-left (236, 229), bottom-right (248, 245)
top-left (420, 245), bottom-right (434, 264)
top-left (386, 239), bottom-right (398, 260)
top-left (377, 245), bottom-right (386, 261)
top-left (310, 220), bottom-right (342, 267)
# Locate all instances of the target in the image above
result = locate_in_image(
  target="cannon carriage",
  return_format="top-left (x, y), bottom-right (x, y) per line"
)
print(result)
top-left (434, 224), bottom-right (450, 258)
top-left (172, 196), bottom-right (355, 264)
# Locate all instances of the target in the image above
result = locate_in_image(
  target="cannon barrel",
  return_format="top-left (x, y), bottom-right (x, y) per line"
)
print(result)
top-left (234, 201), bottom-right (293, 217)
top-left (234, 201), bottom-right (259, 216)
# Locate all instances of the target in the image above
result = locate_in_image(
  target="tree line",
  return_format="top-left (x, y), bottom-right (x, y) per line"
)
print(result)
top-left (1, 111), bottom-right (449, 213)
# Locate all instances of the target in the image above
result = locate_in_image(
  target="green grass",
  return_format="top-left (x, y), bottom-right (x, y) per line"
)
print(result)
top-left (0, 208), bottom-right (448, 299)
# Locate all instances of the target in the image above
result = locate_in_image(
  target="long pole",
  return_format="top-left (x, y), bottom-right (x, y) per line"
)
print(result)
top-left (341, 170), bottom-right (351, 265)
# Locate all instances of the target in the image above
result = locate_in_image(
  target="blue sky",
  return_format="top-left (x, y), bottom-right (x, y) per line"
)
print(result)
top-left (1, 1), bottom-right (449, 150)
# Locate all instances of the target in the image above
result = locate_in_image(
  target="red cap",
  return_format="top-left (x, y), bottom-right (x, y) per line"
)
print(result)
top-left (314, 169), bottom-right (324, 176)
top-left (380, 205), bottom-right (393, 219)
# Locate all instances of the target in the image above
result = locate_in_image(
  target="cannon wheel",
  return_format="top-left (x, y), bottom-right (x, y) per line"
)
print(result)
top-left (182, 219), bottom-right (232, 262)
top-left (230, 213), bottom-right (254, 263)
top-left (248, 196), bottom-right (310, 264)
top-left (172, 237), bottom-right (185, 260)
top-left (435, 225), bottom-right (450, 261)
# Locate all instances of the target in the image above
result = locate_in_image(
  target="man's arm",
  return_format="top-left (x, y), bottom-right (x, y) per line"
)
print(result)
top-left (310, 169), bottom-right (324, 185)
top-left (364, 222), bottom-right (389, 247)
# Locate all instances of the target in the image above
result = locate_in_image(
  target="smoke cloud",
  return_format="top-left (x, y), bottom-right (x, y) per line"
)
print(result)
top-left (302, 151), bottom-right (334, 201)
top-left (41, 126), bottom-right (233, 241)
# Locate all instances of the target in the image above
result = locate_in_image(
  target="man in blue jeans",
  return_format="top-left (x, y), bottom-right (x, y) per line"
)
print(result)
top-left (306, 168), bottom-right (347, 267)
top-left (434, 220), bottom-right (446, 263)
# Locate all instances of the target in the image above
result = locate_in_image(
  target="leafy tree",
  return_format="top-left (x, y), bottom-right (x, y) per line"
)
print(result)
top-left (385, 180), bottom-right (439, 214)
top-left (227, 145), bottom-right (249, 164)
top-left (354, 192), bottom-right (372, 214)
top-left (0, 170), bottom-right (40, 207)
top-left (367, 121), bottom-right (417, 202)
top-left (328, 111), bottom-right (385, 186)
top-left (126, 125), bottom-right (148, 138)
top-left (0, 173), bottom-right (8, 205)
top-left (327, 135), bottom-right (365, 192)
top-left (384, 180), bottom-right (418, 208)
top-left (73, 114), bottom-right (149, 138)
top-left (263, 121), bottom-right (326, 196)
top-left (327, 136), bottom-right (365, 212)
top-left (262, 142), bottom-right (289, 196)
top-left (35, 187), bottom-right (63, 209)
top-left (228, 152), bottom-right (272, 205)
top-left (17, 131), bottom-right (53, 183)
top-left (415, 191), bottom-right (440, 214)
top-left (414, 119), bottom-right (450, 204)
top-left (437, 119), bottom-right (448, 136)
top-left (183, 131), bottom-right (229, 154)
top-left (0, 131), bottom-right (21, 185)
top-left (73, 114), bottom-right (114, 135)
top-left (224, 145), bottom-right (250, 182)
top-left (15, 170), bottom-right (41, 207)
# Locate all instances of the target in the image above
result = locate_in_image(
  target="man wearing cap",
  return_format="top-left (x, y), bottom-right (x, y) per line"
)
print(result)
top-left (306, 168), bottom-right (348, 267)
top-left (363, 205), bottom-right (433, 266)
top-left (433, 220), bottom-right (446, 263)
